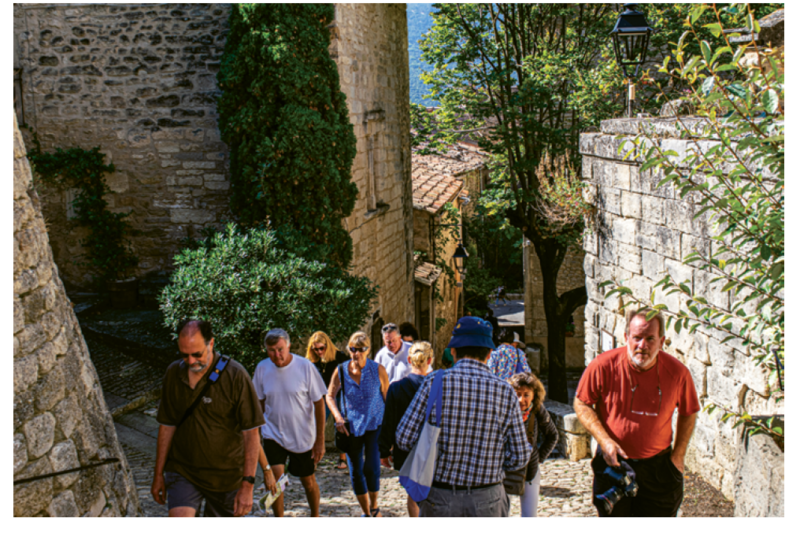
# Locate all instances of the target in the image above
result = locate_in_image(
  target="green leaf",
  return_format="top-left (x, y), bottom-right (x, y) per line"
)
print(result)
top-left (701, 75), bottom-right (715, 95)
top-left (700, 41), bottom-right (711, 63)
top-left (769, 262), bottom-right (784, 281)
top-left (762, 89), bottom-right (779, 114)
top-left (704, 23), bottom-right (723, 38)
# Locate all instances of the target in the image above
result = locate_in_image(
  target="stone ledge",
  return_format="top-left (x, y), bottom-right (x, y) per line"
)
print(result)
top-left (544, 400), bottom-right (591, 462)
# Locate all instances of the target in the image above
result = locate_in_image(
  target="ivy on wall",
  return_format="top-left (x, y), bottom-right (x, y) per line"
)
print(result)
top-left (217, 4), bottom-right (358, 268)
top-left (27, 135), bottom-right (138, 285)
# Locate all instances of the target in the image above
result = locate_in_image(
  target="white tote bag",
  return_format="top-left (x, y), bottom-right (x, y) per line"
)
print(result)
top-left (399, 369), bottom-right (445, 502)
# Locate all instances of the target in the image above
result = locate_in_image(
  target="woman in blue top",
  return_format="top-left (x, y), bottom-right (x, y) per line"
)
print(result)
top-left (326, 331), bottom-right (390, 517)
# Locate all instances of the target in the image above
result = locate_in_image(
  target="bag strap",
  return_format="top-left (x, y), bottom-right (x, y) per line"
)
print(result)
top-left (176, 354), bottom-right (230, 428)
top-left (425, 369), bottom-right (446, 427)
top-left (338, 361), bottom-right (348, 418)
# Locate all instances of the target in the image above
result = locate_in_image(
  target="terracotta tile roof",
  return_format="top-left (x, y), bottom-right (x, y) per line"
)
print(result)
top-left (414, 261), bottom-right (442, 286)
top-left (412, 143), bottom-right (487, 214)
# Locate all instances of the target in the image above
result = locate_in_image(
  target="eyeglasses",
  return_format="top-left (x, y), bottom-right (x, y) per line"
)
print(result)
top-left (629, 361), bottom-right (661, 417)
top-left (348, 346), bottom-right (369, 353)
top-left (312, 346), bottom-right (327, 352)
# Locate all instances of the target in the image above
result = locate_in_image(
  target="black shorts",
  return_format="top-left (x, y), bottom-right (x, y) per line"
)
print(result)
top-left (591, 446), bottom-right (683, 517)
top-left (263, 438), bottom-right (316, 478)
top-left (163, 470), bottom-right (238, 517)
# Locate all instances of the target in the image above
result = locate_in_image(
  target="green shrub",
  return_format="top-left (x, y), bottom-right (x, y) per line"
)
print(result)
top-left (159, 224), bottom-right (377, 373)
top-left (217, 4), bottom-right (358, 268)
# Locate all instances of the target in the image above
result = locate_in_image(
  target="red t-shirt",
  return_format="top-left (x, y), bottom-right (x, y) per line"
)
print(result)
top-left (576, 347), bottom-right (700, 459)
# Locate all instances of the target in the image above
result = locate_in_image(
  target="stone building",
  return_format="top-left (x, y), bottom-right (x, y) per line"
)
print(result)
top-left (13, 3), bottom-right (414, 342)
top-left (523, 244), bottom-right (586, 370)
top-left (411, 143), bottom-right (485, 359)
top-left (14, 114), bottom-right (140, 517)
top-left (580, 117), bottom-right (783, 514)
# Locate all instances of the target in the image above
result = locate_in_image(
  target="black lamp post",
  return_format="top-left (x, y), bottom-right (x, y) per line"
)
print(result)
top-left (611, 3), bottom-right (656, 117)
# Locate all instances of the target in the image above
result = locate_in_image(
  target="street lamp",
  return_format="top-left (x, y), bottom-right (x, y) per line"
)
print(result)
top-left (429, 220), bottom-right (469, 277)
top-left (611, 3), bottom-right (656, 117)
top-left (452, 242), bottom-right (469, 277)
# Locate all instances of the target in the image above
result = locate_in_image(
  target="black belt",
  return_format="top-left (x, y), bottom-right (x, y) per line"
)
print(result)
top-left (431, 481), bottom-right (500, 491)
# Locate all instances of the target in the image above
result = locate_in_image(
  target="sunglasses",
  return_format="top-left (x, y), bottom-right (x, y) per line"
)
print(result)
top-left (348, 346), bottom-right (369, 353)
top-left (381, 325), bottom-right (399, 334)
top-left (312, 346), bottom-right (327, 352)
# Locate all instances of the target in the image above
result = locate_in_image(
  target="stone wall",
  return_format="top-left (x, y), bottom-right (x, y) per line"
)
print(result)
top-left (330, 3), bottom-right (414, 329)
top-left (14, 3), bottom-right (233, 287)
top-left (523, 242), bottom-right (586, 369)
top-left (580, 118), bottom-right (782, 502)
top-left (733, 429), bottom-right (784, 517)
top-left (14, 114), bottom-right (140, 517)
top-left (14, 3), bottom-right (414, 328)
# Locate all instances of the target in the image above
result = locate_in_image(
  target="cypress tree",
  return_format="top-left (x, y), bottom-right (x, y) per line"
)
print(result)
top-left (217, 4), bottom-right (358, 268)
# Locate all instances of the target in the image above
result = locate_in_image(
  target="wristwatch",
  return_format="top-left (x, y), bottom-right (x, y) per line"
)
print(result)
top-left (242, 475), bottom-right (256, 484)
top-left (264, 463), bottom-right (271, 471)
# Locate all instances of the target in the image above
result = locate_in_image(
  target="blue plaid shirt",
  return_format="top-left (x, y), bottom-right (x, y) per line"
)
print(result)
top-left (396, 358), bottom-right (532, 486)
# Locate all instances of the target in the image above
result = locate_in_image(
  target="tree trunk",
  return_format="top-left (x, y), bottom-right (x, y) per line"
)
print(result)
top-left (546, 318), bottom-right (568, 403)
top-left (532, 238), bottom-right (587, 404)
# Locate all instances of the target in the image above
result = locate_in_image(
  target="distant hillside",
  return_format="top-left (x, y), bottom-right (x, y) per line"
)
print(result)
top-left (407, 3), bottom-right (438, 107)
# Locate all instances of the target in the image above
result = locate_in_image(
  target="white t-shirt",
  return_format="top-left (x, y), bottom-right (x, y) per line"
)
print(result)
top-left (252, 354), bottom-right (327, 453)
top-left (374, 341), bottom-right (432, 383)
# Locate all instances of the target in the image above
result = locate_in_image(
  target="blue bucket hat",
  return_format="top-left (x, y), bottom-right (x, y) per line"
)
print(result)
top-left (447, 316), bottom-right (495, 350)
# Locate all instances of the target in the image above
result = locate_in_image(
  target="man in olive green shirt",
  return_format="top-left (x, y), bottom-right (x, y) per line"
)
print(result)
top-left (151, 319), bottom-right (264, 517)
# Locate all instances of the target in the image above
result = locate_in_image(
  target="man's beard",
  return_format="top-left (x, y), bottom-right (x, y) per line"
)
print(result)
top-left (189, 362), bottom-right (208, 373)
top-left (628, 347), bottom-right (654, 369)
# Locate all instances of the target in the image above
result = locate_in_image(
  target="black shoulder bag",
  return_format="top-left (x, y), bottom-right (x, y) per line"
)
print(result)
top-left (176, 355), bottom-right (231, 428)
top-left (334, 361), bottom-right (352, 453)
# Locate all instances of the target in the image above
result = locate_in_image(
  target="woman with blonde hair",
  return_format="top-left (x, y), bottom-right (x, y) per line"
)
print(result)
top-left (326, 332), bottom-right (390, 516)
top-left (378, 341), bottom-right (434, 517)
top-left (306, 331), bottom-right (350, 469)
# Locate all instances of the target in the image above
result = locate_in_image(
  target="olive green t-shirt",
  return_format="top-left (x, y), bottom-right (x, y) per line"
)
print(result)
top-left (156, 353), bottom-right (264, 493)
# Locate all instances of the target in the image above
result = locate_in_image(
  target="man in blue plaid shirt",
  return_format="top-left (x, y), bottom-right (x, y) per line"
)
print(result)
top-left (396, 317), bottom-right (532, 517)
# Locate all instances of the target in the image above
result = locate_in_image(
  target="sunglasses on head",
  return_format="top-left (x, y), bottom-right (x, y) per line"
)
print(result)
top-left (348, 346), bottom-right (369, 353)
top-left (381, 325), bottom-right (398, 334)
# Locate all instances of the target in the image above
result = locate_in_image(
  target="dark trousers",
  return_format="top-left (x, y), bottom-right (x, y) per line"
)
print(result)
top-left (345, 426), bottom-right (382, 495)
top-left (591, 447), bottom-right (684, 517)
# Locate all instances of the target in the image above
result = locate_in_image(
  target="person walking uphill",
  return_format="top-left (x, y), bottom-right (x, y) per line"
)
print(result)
top-left (574, 309), bottom-right (700, 517)
top-left (151, 319), bottom-right (264, 517)
top-left (253, 329), bottom-right (328, 517)
top-left (378, 341), bottom-right (434, 517)
top-left (326, 332), bottom-right (390, 517)
top-left (505, 372), bottom-right (558, 517)
top-left (396, 317), bottom-right (532, 517)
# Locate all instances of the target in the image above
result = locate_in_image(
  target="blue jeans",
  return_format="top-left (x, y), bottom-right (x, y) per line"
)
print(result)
top-left (345, 426), bottom-right (381, 495)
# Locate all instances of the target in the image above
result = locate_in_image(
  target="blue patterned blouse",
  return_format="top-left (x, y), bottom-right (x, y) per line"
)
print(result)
top-left (341, 359), bottom-right (385, 437)
top-left (488, 344), bottom-right (532, 381)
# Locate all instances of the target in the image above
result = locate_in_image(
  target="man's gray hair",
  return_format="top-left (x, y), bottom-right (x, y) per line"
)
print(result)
top-left (264, 328), bottom-right (290, 347)
top-left (625, 309), bottom-right (665, 338)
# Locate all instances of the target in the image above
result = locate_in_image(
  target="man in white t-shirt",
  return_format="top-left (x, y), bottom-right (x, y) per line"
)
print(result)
top-left (252, 328), bottom-right (327, 517)
top-left (374, 323), bottom-right (434, 383)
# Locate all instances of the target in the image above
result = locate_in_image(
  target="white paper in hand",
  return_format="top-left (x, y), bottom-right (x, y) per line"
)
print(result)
top-left (258, 473), bottom-right (290, 513)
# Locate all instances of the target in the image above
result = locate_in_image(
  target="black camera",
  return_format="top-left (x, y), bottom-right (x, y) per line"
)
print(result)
top-left (595, 464), bottom-right (638, 514)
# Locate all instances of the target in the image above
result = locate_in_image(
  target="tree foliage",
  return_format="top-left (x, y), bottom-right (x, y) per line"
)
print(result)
top-left (27, 137), bottom-right (138, 284)
top-left (159, 225), bottom-right (377, 374)
top-left (605, 4), bottom-right (784, 442)
top-left (217, 4), bottom-right (358, 268)
top-left (416, 3), bottom-right (620, 401)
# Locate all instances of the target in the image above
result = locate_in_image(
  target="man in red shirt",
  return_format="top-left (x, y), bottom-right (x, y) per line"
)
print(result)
top-left (574, 310), bottom-right (700, 516)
